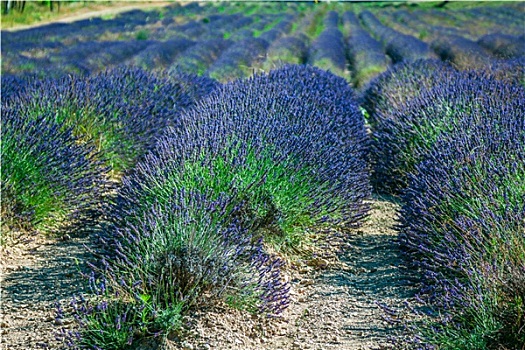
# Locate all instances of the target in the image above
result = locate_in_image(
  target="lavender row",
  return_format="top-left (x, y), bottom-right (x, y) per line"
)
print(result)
top-left (431, 34), bottom-right (493, 69)
top-left (396, 76), bottom-right (525, 348)
top-left (364, 59), bottom-right (458, 193)
top-left (170, 38), bottom-right (232, 76)
top-left (307, 12), bottom-right (346, 76)
top-left (382, 9), bottom-right (518, 68)
top-left (477, 33), bottom-right (525, 59)
top-left (206, 37), bottom-right (269, 81)
top-left (1, 107), bottom-right (111, 236)
top-left (464, 6), bottom-right (525, 36)
top-left (258, 14), bottom-right (295, 43)
top-left (264, 34), bottom-right (310, 69)
top-left (342, 11), bottom-right (389, 88)
top-left (262, 11), bottom-right (315, 69)
top-left (128, 37), bottom-right (196, 70)
top-left (364, 57), bottom-right (524, 194)
top-left (3, 67), bottom-right (212, 175)
top-left (359, 10), bottom-right (435, 63)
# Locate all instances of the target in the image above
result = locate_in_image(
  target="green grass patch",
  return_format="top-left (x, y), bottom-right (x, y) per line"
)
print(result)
top-left (135, 29), bottom-right (149, 41)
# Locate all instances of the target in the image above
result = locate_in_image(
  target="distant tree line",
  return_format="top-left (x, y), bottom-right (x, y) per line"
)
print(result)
top-left (2, 1), bottom-right (64, 15)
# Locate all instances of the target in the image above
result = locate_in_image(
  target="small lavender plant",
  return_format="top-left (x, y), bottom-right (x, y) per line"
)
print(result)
top-left (66, 190), bottom-right (288, 349)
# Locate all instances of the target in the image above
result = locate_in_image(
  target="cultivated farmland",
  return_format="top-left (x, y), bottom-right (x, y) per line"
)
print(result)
top-left (1, 1), bottom-right (524, 349)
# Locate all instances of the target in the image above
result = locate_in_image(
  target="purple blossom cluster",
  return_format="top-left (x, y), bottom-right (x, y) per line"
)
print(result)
top-left (359, 10), bottom-right (434, 63)
top-left (342, 11), bottom-right (389, 87)
top-left (397, 77), bottom-right (525, 347)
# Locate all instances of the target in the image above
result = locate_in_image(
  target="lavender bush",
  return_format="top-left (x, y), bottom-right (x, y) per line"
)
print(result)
top-left (398, 78), bottom-right (525, 349)
top-left (4, 67), bottom-right (194, 175)
top-left (362, 59), bottom-right (457, 124)
top-left (62, 64), bottom-right (371, 348)
top-left (477, 33), bottom-right (525, 59)
top-left (368, 69), bottom-right (523, 194)
top-left (66, 190), bottom-right (288, 349)
top-left (1, 109), bottom-right (110, 238)
top-left (171, 64), bottom-right (370, 246)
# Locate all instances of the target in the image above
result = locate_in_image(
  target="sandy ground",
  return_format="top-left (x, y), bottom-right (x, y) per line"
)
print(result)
top-left (154, 197), bottom-right (419, 350)
top-left (0, 197), bottom-right (417, 349)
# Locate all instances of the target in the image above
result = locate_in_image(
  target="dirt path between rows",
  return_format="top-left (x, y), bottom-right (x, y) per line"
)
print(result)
top-left (158, 197), bottom-right (419, 350)
top-left (0, 197), bottom-right (417, 349)
top-left (1, 234), bottom-right (91, 349)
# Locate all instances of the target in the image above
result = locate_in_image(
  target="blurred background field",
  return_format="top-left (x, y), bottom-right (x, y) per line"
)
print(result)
top-left (2, 1), bottom-right (523, 87)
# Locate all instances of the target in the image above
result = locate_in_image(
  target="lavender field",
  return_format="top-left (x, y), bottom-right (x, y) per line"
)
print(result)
top-left (1, 1), bottom-right (525, 349)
